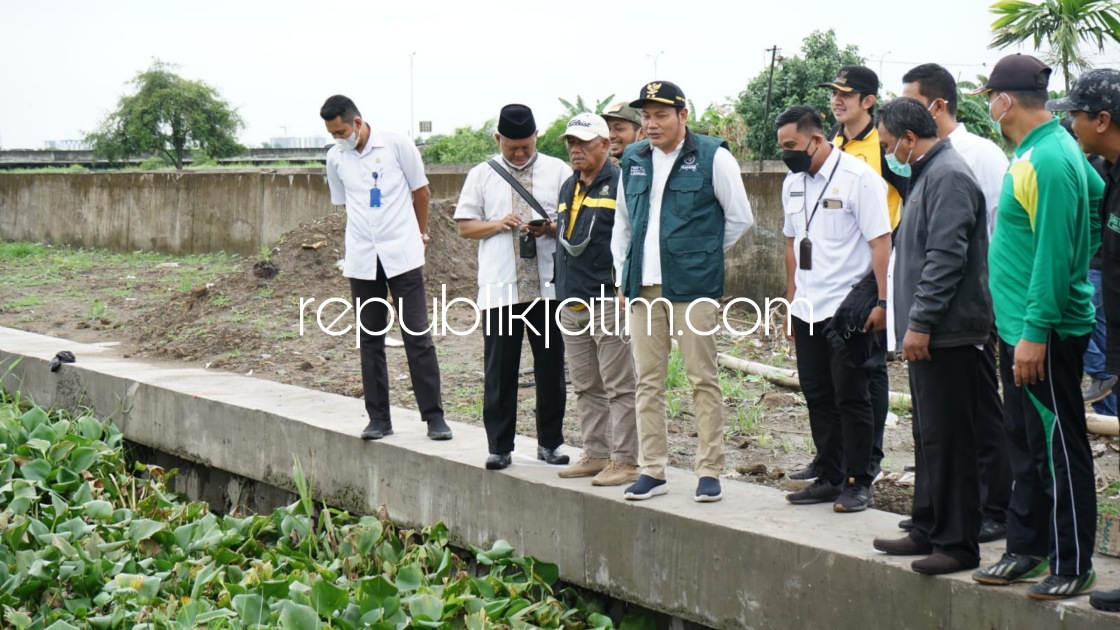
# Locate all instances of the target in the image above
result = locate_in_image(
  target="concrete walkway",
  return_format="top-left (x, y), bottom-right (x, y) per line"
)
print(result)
top-left (0, 326), bottom-right (1116, 629)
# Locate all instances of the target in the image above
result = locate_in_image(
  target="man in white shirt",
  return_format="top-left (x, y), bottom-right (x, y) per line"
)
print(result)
top-left (320, 95), bottom-right (451, 442)
top-left (454, 104), bottom-right (572, 471)
top-left (611, 80), bottom-right (753, 503)
top-left (901, 63), bottom-right (1011, 543)
top-left (775, 105), bottom-right (892, 513)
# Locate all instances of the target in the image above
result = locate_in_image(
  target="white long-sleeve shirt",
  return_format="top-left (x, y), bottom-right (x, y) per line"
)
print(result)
top-left (611, 143), bottom-right (753, 286)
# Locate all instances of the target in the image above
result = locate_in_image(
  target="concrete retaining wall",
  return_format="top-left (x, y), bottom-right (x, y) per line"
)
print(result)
top-left (0, 165), bottom-right (789, 303)
top-left (1, 326), bottom-right (1116, 630)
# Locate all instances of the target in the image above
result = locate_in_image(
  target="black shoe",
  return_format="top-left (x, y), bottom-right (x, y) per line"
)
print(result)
top-left (912, 553), bottom-right (977, 575)
top-left (785, 479), bottom-right (842, 504)
top-left (624, 474), bottom-right (668, 501)
top-left (873, 534), bottom-right (932, 556)
top-left (1027, 570), bottom-right (1096, 600)
top-left (834, 483), bottom-right (873, 513)
top-left (788, 464), bottom-right (820, 481)
top-left (537, 445), bottom-right (570, 465)
top-left (694, 477), bottom-right (722, 503)
top-left (426, 418), bottom-right (453, 441)
top-left (1083, 375), bottom-right (1118, 404)
top-left (978, 518), bottom-right (1007, 543)
top-left (899, 518), bottom-right (914, 531)
top-left (1090, 587), bottom-right (1120, 612)
top-left (360, 420), bottom-right (393, 440)
top-left (485, 453), bottom-right (512, 470)
top-left (972, 552), bottom-right (1049, 585)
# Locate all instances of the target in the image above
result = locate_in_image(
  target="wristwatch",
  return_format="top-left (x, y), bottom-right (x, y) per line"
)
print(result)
top-left (876, 299), bottom-right (888, 309)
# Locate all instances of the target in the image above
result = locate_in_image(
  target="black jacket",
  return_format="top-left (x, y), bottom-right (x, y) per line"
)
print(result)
top-left (552, 161), bottom-right (620, 303)
top-left (892, 139), bottom-right (993, 349)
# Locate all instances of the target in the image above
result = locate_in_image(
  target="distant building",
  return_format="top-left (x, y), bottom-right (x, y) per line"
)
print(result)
top-left (44, 139), bottom-right (90, 150)
top-left (267, 136), bottom-right (328, 149)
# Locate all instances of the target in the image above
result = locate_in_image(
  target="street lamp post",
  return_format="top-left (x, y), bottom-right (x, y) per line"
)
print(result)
top-left (878, 51), bottom-right (892, 78)
top-left (647, 51), bottom-right (664, 78)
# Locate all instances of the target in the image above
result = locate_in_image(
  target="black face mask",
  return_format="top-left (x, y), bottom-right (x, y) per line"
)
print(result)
top-left (782, 138), bottom-right (819, 173)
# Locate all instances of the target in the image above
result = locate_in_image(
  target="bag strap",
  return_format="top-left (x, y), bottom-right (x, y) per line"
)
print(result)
top-left (487, 159), bottom-right (551, 222)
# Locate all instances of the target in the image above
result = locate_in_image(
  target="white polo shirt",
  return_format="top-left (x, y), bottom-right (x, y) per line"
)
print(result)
top-left (947, 123), bottom-right (1009, 237)
top-left (782, 147), bottom-right (891, 323)
top-left (325, 127), bottom-right (429, 280)
top-left (453, 153), bottom-right (571, 310)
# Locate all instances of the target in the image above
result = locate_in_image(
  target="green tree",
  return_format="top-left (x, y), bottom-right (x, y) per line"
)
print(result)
top-left (558, 94), bottom-right (615, 116)
top-left (689, 102), bottom-right (751, 159)
top-left (536, 116), bottom-right (571, 161)
top-left (989, 0), bottom-right (1120, 91)
top-left (420, 120), bottom-right (497, 164)
top-left (86, 60), bottom-right (244, 170)
top-left (736, 29), bottom-right (865, 160)
top-left (957, 77), bottom-right (1009, 148)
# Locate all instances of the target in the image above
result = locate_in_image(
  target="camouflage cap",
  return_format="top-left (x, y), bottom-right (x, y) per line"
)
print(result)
top-left (601, 102), bottom-right (643, 127)
top-left (1047, 68), bottom-right (1120, 116)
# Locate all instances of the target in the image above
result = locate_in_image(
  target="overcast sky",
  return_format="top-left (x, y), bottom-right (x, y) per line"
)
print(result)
top-left (4, 0), bottom-right (1120, 150)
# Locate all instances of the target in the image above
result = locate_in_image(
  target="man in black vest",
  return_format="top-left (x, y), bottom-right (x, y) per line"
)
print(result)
top-left (611, 80), bottom-right (753, 502)
top-left (554, 113), bottom-right (639, 487)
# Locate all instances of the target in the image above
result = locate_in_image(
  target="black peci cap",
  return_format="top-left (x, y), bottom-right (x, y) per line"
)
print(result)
top-left (497, 104), bottom-right (537, 139)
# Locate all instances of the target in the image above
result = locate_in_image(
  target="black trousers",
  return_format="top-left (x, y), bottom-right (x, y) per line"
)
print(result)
top-left (977, 329), bottom-right (1011, 522)
top-left (793, 317), bottom-right (875, 487)
top-left (870, 363), bottom-right (888, 472)
top-left (482, 300), bottom-right (566, 455)
top-left (1000, 333), bottom-right (1096, 577)
top-left (350, 261), bottom-right (443, 425)
top-left (908, 345), bottom-right (982, 565)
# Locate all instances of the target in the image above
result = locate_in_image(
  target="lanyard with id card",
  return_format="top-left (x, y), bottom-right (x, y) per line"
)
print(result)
top-left (369, 170), bottom-right (382, 208)
top-left (799, 157), bottom-right (841, 270)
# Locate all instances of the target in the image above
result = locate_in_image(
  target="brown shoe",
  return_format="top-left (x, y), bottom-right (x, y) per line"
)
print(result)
top-left (873, 534), bottom-right (933, 556)
top-left (557, 455), bottom-right (609, 479)
top-left (592, 461), bottom-right (640, 486)
top-left (912, 553), bottom-right (977, 575)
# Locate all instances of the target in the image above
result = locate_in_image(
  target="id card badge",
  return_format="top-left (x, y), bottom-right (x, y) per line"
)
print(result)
top-left (370, 188), bottom-right (381, 208)
top-left (799, 237), bottom-right (813, 270)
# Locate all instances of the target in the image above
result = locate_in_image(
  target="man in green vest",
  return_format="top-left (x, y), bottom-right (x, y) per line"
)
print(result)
top-left (610, 80), bottom-right (754, 502)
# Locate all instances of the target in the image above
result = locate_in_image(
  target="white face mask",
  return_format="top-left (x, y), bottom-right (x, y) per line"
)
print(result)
top-left (336, 121), bottom-right (360, 150)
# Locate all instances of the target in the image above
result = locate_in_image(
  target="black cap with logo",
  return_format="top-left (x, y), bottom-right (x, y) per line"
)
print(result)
top-left (819, 65), bottom-right (879, 94)
top-left (969, 54), bottom-right (1052, 94)
top-left (629, 81), bottom-right (687, 109)
top-left (497, 104), bottom-right (537, 140)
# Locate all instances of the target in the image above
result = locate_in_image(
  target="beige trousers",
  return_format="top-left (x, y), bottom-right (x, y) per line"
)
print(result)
top-left (629, 285), bottom-right (724, 479)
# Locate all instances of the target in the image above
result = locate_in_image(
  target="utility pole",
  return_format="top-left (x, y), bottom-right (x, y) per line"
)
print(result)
top-left (759, 45), bottom-right (780, 172)
top-left (409, 52), bottom-right (416, 141)
top-left (648, 51), bottom-right (664, 78)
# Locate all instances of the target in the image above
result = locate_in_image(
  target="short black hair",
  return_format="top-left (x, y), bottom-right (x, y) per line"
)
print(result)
top-left (859, 93), bottom-right (876, 117)
top-left (1005, 89), bottom-right (1049, 109)
top-left (877, 97), bottom-right (938, 140)
top-left (320, 95), bottom-right (361, 122)
top-left (774, 105), bottom-right (824, 133)
top-left (902, 63), bottom-right (959, 116)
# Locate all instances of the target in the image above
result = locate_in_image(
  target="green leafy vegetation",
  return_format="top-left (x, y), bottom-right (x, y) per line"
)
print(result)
top-left (0, 391), bottom-right (645, 628)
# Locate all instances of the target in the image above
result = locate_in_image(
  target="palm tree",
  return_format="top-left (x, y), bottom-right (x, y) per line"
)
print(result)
top-left (989, 0), bottom-right (1120, 91)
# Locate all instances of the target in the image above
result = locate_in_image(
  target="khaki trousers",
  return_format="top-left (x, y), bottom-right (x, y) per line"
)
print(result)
top-left (629, 285), bottom-right (724, 479)
top-left (559, 299), bottom-right (638, 465)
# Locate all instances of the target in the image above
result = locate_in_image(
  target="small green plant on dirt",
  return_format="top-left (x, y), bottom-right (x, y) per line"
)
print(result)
top-left (276, 330), bottom-right (298, 340)
top-left (224, 350), bottom-right (242, 360)
top-left (211, 294), bottom-right (231, 308)
top-left (258, 287), bottom-right (274, 299)
top-left (9, 295), bottom-right (44, 309)
top-left (178, 275), bottom-right (197, 293)
top-left (258, 243), bottom-right (273, 262)
top-left (720, 373), bottom-right (747, 401)
top-left (729, 403), bottom-right (764, 435)
top-left (88, 299), bottom-right (107, 320)
top-left (0, 242), bottom-right (45, 259)
top-left (666, 390), bottom-right (686, 420)
top-left (665, 348), bottom-right (687, 390)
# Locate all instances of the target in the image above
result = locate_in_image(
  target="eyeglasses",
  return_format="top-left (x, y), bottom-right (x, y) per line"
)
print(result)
top-left (558, 209), bottom-right (597, 256)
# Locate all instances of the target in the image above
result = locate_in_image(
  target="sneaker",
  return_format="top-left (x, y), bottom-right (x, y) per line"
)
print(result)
top-left (623, 474), bottom-right (668, 501)
top-left (977, 518), bottom-right (1007, 543)
top-left (694, 477), bottom-right (722, 502)
top-left (425, 417), bottom-right (453, 440)
top-left (834, 483), bottom-right (873, 513)
top-left (1089, 587), bottom-right (1120, 612)
top-left (972, 552), bottom-right (1049, 585)
top-left (788, 464), bottom-right (820, 481)
top-left (592, 461), bottom-right (640, 486)
top-left (785, 479), bottom-right (842, 504)
top-left (1083, 375), bottom-right (1118, 404)
top-left (558, 455), bottom-right (609, 479)
top-left (360, 420), bottom-right (393, 440)
top-left (1026, 570), bottom-right (1096, 600)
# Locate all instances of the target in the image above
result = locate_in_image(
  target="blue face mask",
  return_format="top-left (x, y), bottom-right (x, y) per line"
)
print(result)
top-left (989, 93), bottom-right (1009, 137)
top-left (885, 137), bottom-right (913, 177)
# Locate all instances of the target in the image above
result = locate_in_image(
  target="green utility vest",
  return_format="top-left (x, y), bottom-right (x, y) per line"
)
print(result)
top-left (619, 129), bottom-right (728, 301)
